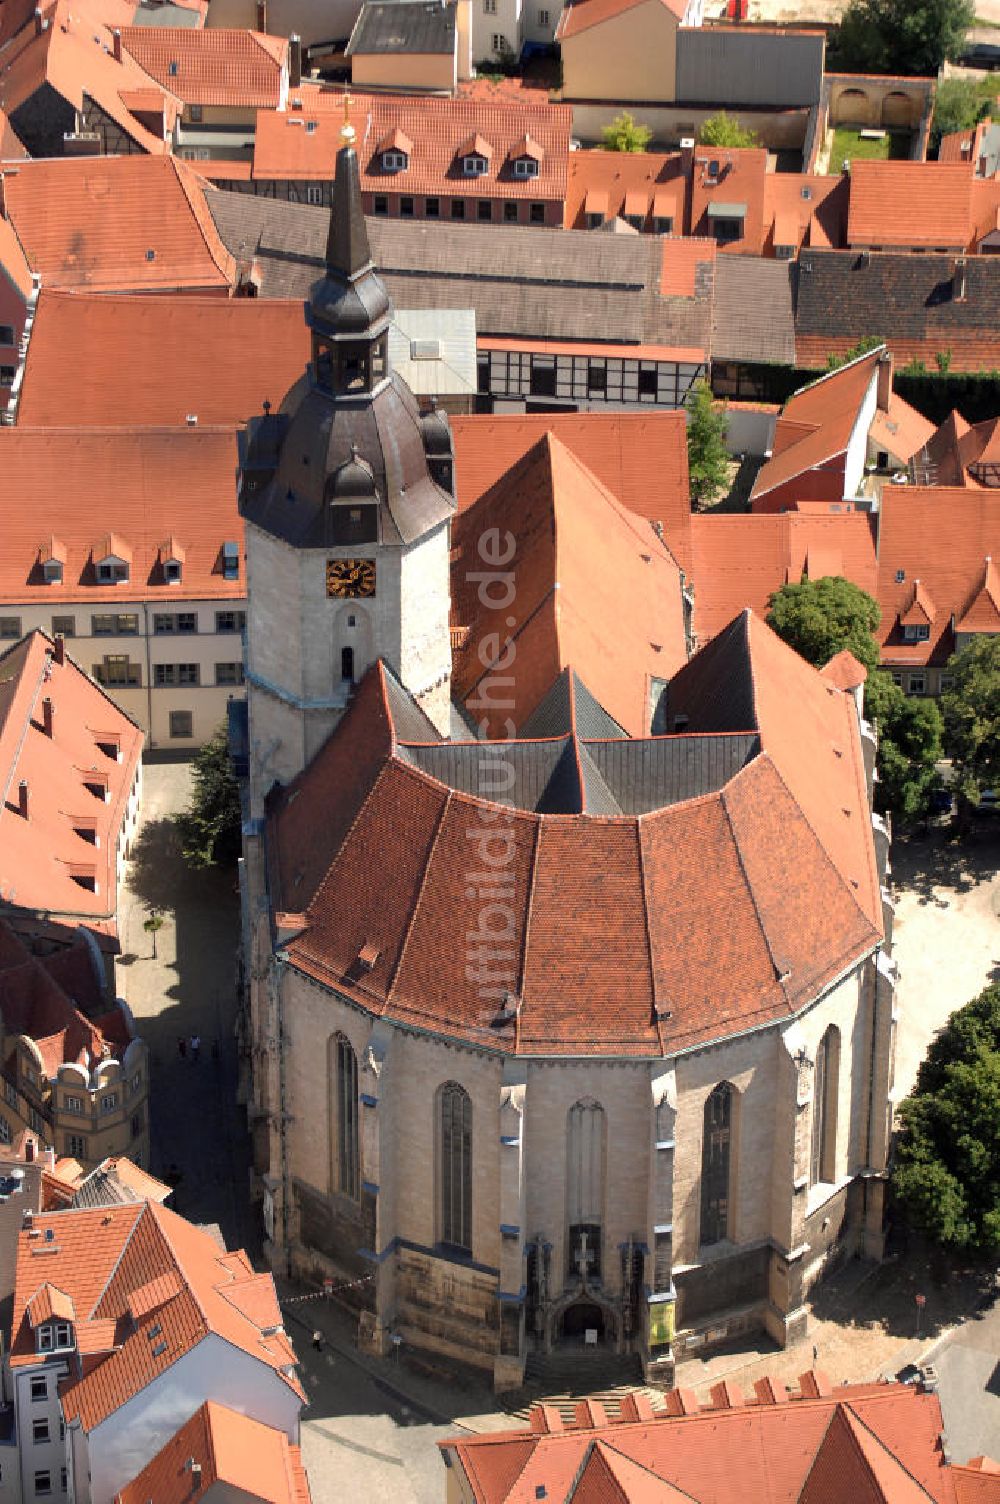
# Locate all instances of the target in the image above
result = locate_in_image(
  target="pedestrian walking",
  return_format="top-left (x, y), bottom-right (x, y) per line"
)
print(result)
top-left (190, 1034), bottom-right (200, 1062)
top-left (312, 1330), bottom-right (324, 1352)
top-left (177, 1037), bottom-right (187, 1060)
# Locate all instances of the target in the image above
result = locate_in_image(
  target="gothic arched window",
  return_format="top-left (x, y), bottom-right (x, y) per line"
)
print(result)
top-left (329, 1034), bottom-right (359, 1199)
top-left (567, 1099), bottom-right (606, 1279)
top-left (439, 1082), bottom-right (472, 1252)
top-left (700, 1082), bottom-right (733, 1246)
top-left (811, 1026), bottom-right (840, 1187)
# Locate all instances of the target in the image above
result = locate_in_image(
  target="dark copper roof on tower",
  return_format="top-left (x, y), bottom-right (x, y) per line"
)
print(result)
top-left (308, 122), bottom-right (392, 340)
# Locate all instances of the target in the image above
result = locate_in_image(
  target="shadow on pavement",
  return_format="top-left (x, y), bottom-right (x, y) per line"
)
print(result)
top-left (892, 826), bottom-right (1000, 906)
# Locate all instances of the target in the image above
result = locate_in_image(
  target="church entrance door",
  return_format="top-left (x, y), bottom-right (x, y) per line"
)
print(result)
top-left (561, 1301), bottom-right (605, 1345)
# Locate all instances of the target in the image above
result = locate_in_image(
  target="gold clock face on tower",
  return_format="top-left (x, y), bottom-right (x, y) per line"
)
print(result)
top-left (326, 558), bottom-right (376, 598)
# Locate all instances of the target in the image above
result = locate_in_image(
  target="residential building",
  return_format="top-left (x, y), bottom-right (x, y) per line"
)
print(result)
top-left (0, 918), bottom-right (151, 1172)
top-left (346, 0), bottom-right (472, 94)
top-left (555, 0), bottom-right (703, 111)
top-left (118, 25), bottom-right (289, 143)
top-left (689, 508), bottom-right (877, 646)
top-left (0, 3), bottom-right (175, 158)
top-left (911, 409), bottom-right (1000, 488)
top-left (12, 290), bottom-right (476, 425)
top-left (939, 116), bottom-right (1000, 178)
top-left (219, 92), bottom-right (571, 229)
top-left (442, 1374), bottom-right (1000, 1503)
top-left (115, 1402), bottom-right (312, 1504)
top-left (7, 1201), bottom-right (305, 1504)
top-left (794, 249), bottom-right (1000, 373)
top-left (238, 131), bottom-right (893, 1388)
top-left (0, 427), bottom-right (246, 748)
top-left (876, 486), bottom-right (1000, 698)
top-left (846, 160), bottom-right (1000, 255)
top-left (477, 335), bottom-right (706, 412)
top-left (749, 346), bottom-right (932, 512)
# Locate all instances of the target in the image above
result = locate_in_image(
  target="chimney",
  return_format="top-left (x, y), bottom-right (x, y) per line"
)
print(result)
top-left (289, 32), bottom-right (301, 88)
top-left (17, 780), bottom-right (29, 820)
top-left (954, 256), bottom-right (968, 303)
top-left (112, 25), bottom-right (121, 61)
top-left (255, 0), bottom-right (266, 29)
top-left (679, 136), bottom-right (694, 178)
top-left (41, 697), bottom-right (53, 737)
top-left (53, 635), bottom-right (65, 666)
top-left (24, 1137), bottom-right (35, 1164)
top-left (876, 349), bottom-right (893, 413)
top-left (33, 6), bottom-right (42, 34)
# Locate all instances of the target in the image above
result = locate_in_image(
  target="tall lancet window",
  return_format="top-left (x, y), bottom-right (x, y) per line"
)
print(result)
top-left (329, 1034), bottom-right (359, 1199)
top-left (700, 1082), bottom-right (734, 1246)
top-left (567, 1099), bottom-right (606, 1280)
top-left (810, 1026), bottom-right (840, 1187)
top-left (439, 1082), bottom-right (472, 1252)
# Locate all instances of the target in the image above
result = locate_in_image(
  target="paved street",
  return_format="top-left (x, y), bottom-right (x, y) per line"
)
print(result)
top-left (933, 1290), bottom-right (1000, 1463)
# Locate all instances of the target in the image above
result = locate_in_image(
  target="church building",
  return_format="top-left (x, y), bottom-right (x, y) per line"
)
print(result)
top-left (237, 119), bottom-right (896, 1391)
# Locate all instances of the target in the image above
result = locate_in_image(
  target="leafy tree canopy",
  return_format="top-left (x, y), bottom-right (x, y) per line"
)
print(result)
top-left (941, 633), bottom-right (1000, 805)
top-left (601, 111), bottom-right (652, 153)
top-left (892, 983), bottom-right (1000, 1253)
top-left (931, 76), bottom-right (995, 147)
top-left (835, 0), bottom-right (974, 76)
top-left (685, 379), bottom-right (729, 506)
top-left (697, 111), bottom-right (759, 148)
top-left (177, 726), bottom-right (242, 869)
top-left (826, 336), bottom-right (885, 372)
top-left (767, 577), bottom-right (943, 822)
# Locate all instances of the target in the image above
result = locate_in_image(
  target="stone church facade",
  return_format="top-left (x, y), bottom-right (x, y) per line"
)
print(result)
top-left (237, 125), bottom-right (896, 1390)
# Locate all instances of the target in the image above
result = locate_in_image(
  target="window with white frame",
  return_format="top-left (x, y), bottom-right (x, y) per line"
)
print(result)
top-left (30, 1377), bottom-right (46, 1402)
top-left (33, 1419), bottom-right (49, 1444)
top-left (463, 155), bottom-right (488, 176)
top-left (96, 558), bottom-right (129, 585)
top-left (63, 1095), bottom-right (84, 1114)
top-left (42, 559), bottom-right (63, 584)
top-left (37, 1322), bottom-right (73, 1353)
top-left (306, 184), bottom-right (323, 204)
top-left (34, 1471), bottom-right (51, 1496)
top-left (100, 1093), bottom-right (119, 1115)
top-left (382, 150), bottom-right (407, 172)
top-left (538, 5), bottom-right (549, 18)
top-left (908, 674), bottom-right (927, 695)
top-left (513, 157), bottom-right (539, 178)
top-left (483, 0), bottom-right (496, 12)
top-left (903, 623), bottom-right (930, 642)
top-left (68, 1135), bottom-right (86, 1158)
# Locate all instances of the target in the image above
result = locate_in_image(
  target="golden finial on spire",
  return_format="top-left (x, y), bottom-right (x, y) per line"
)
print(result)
top-left (341, 91), bottom-right (355, 146)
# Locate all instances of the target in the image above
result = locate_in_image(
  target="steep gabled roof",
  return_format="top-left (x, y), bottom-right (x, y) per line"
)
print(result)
top-left (847, 161), bottom-right (974, 249)
top-left (119, 26), bottom-right (287, 107)
top-left (116, 1401), bottom-right (312, 1504)
top-left (750, 349), bottom-right (882, 505)
top-left (451, 432), bottom-right (688, 737)
top-left (266, 611), bottom-right (880, 1059)
top-left (556, 0), bottom-right (688, 42)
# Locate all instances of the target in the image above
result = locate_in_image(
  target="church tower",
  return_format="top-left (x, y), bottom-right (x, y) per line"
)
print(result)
top-left (239, 110), bottom-right (455, 811)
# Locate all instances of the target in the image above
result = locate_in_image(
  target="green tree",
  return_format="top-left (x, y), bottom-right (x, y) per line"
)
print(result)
top-left (835, 0), bottom-right (974, 76)
top-left (767, 577), bottom-right (943, 822)
top-left (767, 576), bottom-right (882, 676)
top-left (685, 380), bottom-right (729, 506)
top-left (601, 111), bottom-right (652, 153)
top-left (177, 726), bottom-right (242, 869)
top-left (941, 633), bottom-right (1000, 807)
top-left (696, 111), bottom-right (759, 149)
top-left (892, 983), bottom-right (1000, 1253)
top-left (142, 910), bottom-right (165, 959)
top-left (931, 77), bottom-right (994, 148)
top-left (825, 336), bottom-right (885, 372)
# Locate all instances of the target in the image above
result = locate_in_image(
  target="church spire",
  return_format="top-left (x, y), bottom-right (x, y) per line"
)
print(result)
top-left (324, 95), bottom-right (373, 283)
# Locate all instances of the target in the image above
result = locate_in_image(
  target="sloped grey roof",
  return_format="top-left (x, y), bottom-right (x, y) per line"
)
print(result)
top-left (712, 253), bottom-right (795, 364)
top-left (347, 0), bottom-right (455, 54)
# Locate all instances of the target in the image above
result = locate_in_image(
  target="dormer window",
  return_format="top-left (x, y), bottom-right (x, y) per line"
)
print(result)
top-left (463, 155), bottom-right (488, 176)
top-left (164, 561), bottom-right (181, 583)
top-left (43, 561), bottom-right (63, 585)
top-left (383, 150), bottom-right (407, 173)
top-left (903, 623), bottom-right (930, 642)
top-left (160, 537), bottom-right (185, 585)
top-left (97, 559), bottom-right (128, 584)
top-left (513, 157), bottom-right (539, 178)
top-left (221, 542), bottom-right (240, 581)
top-left (37, 1322), bottom-right (74, 1354)
top-left (40, 536), bottom-right (67, 585)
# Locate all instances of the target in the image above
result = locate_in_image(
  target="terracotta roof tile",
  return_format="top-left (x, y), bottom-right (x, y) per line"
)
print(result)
top-left (451, 432), bottom-right (688, 736)
top-left (0, 631), bottom-right (143, 930)
top-left (565, 151), bottom-right (686, 230)
top-left (119, 26), bottom-right (287, 108)
top-left (764, 173), bottom-right (847, 255)
top-left (268, 610), bottom-right (880, 1058)
top-left (0, 427), bottom-right (244, 606)
top-left (1, 156), bottom-right (236, 293)
top-left (26, 1282), bottom-right (75, 1325)
top-left (116, 1401), bottom-right (311, 1504)
top-left (847, 161), bottom-right (974, 249)
top-left (556, 0), bottom-right (687, 41)
top-left (450, 412), bottom-right (692, 574)
top-left (877, 487), bottom-right (1000, 666)
top-left (250, 92), bottom-right (570, 202)
top-left (820, 649), bottom-right (867, 691)
top-left (869, 390), bottom-right (936, 466)
top-left (689, 146), bottom-right (768, 255)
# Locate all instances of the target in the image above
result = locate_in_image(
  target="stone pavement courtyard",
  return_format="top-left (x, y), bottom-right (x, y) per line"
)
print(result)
top-left (113, 760), bottom-right (1000, 1475)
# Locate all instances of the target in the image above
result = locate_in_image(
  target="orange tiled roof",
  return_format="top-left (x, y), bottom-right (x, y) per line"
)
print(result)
top-left (689, 146), bottom-right (768, 256)
top-left (116, 1401), bottom-right (312, 1504)
top-left (556, 0), bottom-right (688, 42)
top-left (119, 26), bottom-right (287, 108)
top-left (877, 486), bottom-right (1000, 666)
top-left (750, 349), bottom-right (882, 507)
top-left (26, 1282), bottom-right (75, 1325)
top-left (689, 511), bottom-right (877, 645)
top-left (659, 235), bottom-right (716, 297)
top-left (869, 390), bottom-right (935, 465)
top-left (0, 630), bottom-right (143, 928)
top-left (820, 649), bottom-right (868, 691)
top-left (451, 432), bottom-right (688, 737)
top-left (250, 92), bottom-right (570, 201)
top-left (0, 1), bottom-right (172, 155)
top-left (10, 1202), bottom-right (304, 1427)
top-left (0, 103), bottom-right (27, 156)
top-left (444, 1376), bottom-right (971, 1504)
top-left (450, 411), bottom-right (692, 573)
top-left (1, 156), bottom-right (236, 293)
top-left (0, 212), bottom-right (32, 303)
top-left (266, 610), bottom-right (881, 1058)
top-left (0, 427), bottom-right (244, 606)
top-left (763, 172), bottom-right (846, 254)
top-left (847, 161), bottom-right (974, 248)
top-left (564, 150), bottom-right (686, 230)
top-left (17, 291), bottom-right (308, 427)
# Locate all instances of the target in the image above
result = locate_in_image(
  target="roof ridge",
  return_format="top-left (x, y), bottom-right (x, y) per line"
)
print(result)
top-left (86, 1201), bottom-right (147, 1319)
top-left (842, 1400), bottom-right (940, 1500)
top-left (633, 817), bottom-right (666, 1052)
top-left (145, 1201), bottom-right (212, 1332)
top-left (385, 785), bottom-right (453, 1004)
top-left (719, 766), bottom-right (791, 999)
